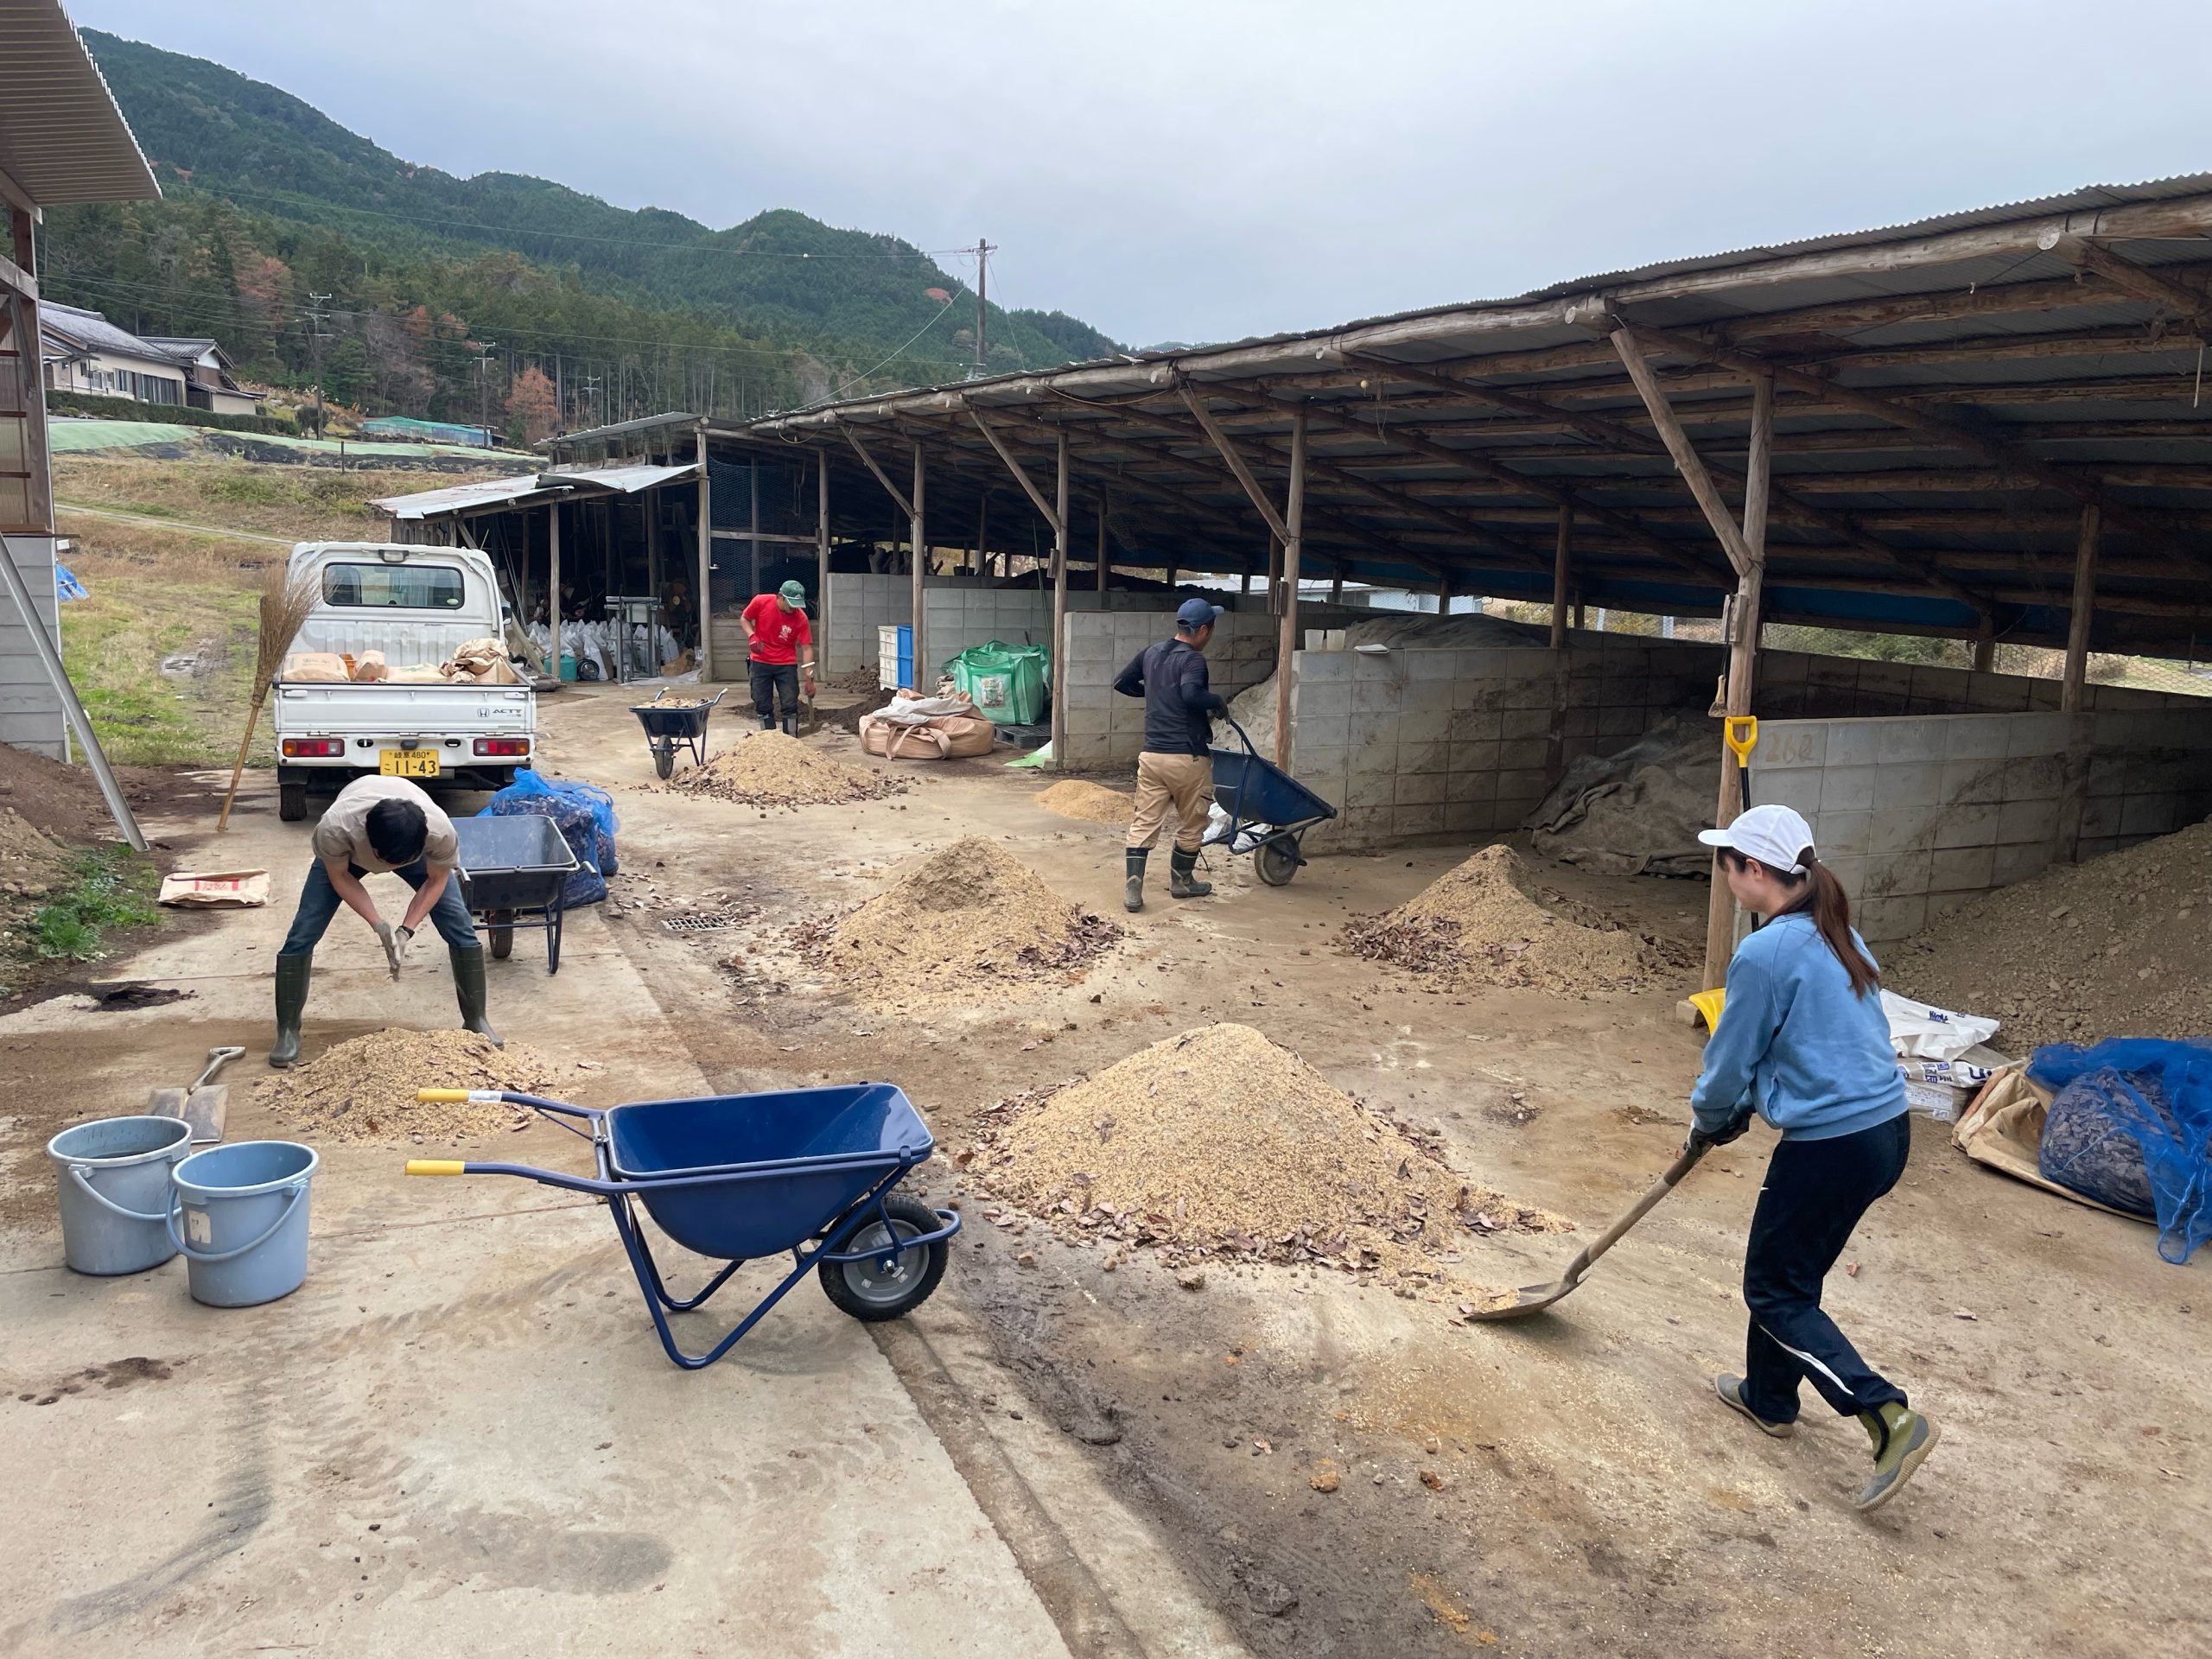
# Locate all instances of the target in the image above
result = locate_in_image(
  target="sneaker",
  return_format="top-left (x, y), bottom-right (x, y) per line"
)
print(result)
top-left (1714, 1374), bottom-right (1795, 1438)
top-left (1855, 1403), bottom-right (1939, 1512)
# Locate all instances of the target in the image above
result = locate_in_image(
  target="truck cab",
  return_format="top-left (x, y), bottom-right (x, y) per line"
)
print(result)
top-left (270, 542), bottom-right (536, 823)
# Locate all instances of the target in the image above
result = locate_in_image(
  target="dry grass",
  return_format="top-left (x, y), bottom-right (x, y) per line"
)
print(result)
top-left (51, 455), bottom-right (512, 544)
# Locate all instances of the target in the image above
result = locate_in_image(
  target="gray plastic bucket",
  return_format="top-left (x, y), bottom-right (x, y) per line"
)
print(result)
top-left (48, 1115), bottom-right (195, 1275)
top-left (167, 1141), bottom-right (319, 1307)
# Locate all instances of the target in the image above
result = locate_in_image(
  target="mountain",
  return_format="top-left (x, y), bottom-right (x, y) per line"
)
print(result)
top-left (37, 29), bottom-right (1122, 433)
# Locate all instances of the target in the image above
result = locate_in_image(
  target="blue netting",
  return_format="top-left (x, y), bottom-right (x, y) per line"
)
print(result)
top-left (478, 770), bottom-right (619, 908)
top-left (2028, 1039), bottom-right (2212, 1264)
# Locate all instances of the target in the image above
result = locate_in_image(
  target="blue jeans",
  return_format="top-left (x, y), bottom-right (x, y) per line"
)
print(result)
top-left (280, 860), bottom-right (480, 957)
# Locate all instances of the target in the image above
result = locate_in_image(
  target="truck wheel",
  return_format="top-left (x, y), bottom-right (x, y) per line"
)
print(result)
top-left (278, 778), bottom-right (308, 823)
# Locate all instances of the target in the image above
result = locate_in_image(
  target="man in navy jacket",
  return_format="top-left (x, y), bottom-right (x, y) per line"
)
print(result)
top-left (1111, 597), bottom-right (1226, 912)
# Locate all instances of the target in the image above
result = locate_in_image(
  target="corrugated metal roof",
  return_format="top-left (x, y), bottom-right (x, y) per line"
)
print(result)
top-left (372, 461), bottom-right (695, 521)
top-left (0, 1), bottom-right (159, 207)
top-left (537, 461), bottom-right (696, 494)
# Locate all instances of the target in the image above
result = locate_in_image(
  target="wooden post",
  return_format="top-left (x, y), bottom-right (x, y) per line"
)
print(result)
top-left (1051, 431), bottom-right (1071, 766)
top-left (548, 503), bottom-right (563, 680)
top-left (2062, 503), bottom-right (2101, 712)
top-left (1701, 371), bottom-right (1774, 991)
top-left (1972, 619), bottom-right (1996, 673)
top-left (1241, 570), bottom-right (1252, 597)
top-left (816, 451), bottom-right (832, 678)
top-left (1096, 496), bottom-right (1109, 593)
top-left (910, 443), bottom-right (927, 690)
top-left (1165, 557), bottom-right (1177, 594)
top-left (1267, 533), bottom-right (1283, 614)
top-left (1273, 410), bottom-right (1307, 771)
top-left (1573, 596), bottom-right (1586, 630)
top-left (1548, 502), bottom-right (1573, 648)
top-left (696, 435), bottom-right (714, 680)
top-left (1435, 569), bottom-right (1452, 616)
top-left (1330, 568), bottom-right (1344, 605)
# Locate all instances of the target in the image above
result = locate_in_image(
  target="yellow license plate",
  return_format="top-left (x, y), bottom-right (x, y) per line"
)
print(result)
top-left (378, 750), bottom-right (441, 778)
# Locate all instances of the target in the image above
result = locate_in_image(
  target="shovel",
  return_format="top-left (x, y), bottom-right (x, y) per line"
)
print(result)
top-left (1463, 1143), bottom-right (1706, 1321)
top-left (147, 1046), bottom-right (245, 1146)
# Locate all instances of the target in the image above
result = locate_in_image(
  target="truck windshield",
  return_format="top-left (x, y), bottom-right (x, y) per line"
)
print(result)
top-left (320, 563), bottom-right (466, 609)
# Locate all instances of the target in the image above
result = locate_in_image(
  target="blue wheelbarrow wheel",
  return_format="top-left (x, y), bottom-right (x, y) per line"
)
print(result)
top-left (818, 1192), bottom-right (949, 1322)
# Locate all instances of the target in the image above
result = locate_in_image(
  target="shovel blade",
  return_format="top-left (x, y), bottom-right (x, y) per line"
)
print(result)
top-left (1460, 1280), bottom-right (1575, 1322)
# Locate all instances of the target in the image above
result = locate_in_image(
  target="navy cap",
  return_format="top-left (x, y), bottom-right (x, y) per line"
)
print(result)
top-left (1176, 597), bottom-right (1225, 629)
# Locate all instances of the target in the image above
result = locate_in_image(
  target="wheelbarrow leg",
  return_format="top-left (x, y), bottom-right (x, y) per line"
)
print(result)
top-left (607, 1192), bottom-right (835, 1370)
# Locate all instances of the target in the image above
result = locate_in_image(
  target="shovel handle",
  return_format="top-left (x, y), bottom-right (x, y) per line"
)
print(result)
top-left (1559, 1144), bottom-right (1706, 1287)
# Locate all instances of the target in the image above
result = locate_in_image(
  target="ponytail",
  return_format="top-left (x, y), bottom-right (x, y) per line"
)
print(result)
top-left (1719, 844), bottom-right (1880, 997)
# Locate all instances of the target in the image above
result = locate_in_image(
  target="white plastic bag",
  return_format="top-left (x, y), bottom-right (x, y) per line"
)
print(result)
top-left (1205, 802), bottom-right (1276, 855)
top-left (1880, 990), bottom-right (1999, 1060)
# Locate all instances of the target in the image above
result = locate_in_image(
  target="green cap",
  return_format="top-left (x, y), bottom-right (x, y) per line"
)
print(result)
top-left (778, 580), bottom-right (807, 609)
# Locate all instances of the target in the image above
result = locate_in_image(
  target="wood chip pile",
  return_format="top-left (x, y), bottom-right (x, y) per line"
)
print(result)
top-left (1342, 844), bottom-right (1694, 995)
top-left (1034, 780), bottom-right (1135, 825)
top-left (259, 1029), bottom-right (560, 1144)
top-left (669, 729), bottom-right (907, 808)
top-left (1892, 816), bottom-right (2212, 1050)
top-left (796, 835), bottom-right (1119, 1007)
top-left (967, 1023), bottom-right (1562, 1289)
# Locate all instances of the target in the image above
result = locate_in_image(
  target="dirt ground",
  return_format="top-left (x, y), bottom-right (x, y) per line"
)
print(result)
top-left (4, 685), bottom-right (2205, 1658)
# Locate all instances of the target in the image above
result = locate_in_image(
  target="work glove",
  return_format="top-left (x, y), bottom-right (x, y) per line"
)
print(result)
top-left (391, 925), bottom-right (417, 974)
top-left (1686, 1106), bottom-right (1756, 1156)
top-left (372, 919), bottom-right (398, 979)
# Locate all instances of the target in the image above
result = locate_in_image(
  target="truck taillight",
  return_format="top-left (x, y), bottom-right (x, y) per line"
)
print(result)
top-left (474, 738), bottom-right (530, 757)
top-left (281, 739), bottom-right (344, 758)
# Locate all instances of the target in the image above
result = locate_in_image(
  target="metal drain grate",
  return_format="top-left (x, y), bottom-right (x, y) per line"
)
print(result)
top-left (663, 913), bottom-right (738, 933)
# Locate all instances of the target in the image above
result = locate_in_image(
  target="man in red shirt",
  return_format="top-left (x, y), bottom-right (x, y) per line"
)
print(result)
top-left (740, 580), bottom-right (816, 733)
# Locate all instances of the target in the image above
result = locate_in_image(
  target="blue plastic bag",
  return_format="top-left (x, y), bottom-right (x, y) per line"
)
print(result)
top-left (479, 770), bottom-right (617, 907)
top-left (2029, 1039), bottom-right (2212, 1264)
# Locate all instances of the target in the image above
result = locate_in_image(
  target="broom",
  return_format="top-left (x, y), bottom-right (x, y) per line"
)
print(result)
top-left (216, 563), bottom-right (323, 831)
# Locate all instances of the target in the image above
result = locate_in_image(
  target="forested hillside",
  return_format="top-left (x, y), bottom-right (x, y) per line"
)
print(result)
top-left (36, 29), bottom-right (1121, 439)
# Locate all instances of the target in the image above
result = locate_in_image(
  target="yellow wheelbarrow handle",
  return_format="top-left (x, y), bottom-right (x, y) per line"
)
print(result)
top-left (405, 1160), bottom-right (467, 1176)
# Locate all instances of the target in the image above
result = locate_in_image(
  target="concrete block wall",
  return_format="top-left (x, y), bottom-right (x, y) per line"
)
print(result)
top-left (1752, 709), bottom-right (2212, 943)
top-left (1058, 608), bottom-right (1282, 769)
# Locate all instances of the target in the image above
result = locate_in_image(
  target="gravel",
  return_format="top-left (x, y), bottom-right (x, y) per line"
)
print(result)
top-left (1890, 816), bottom-right (2212, 1052)
top-left (259, 1029), bottom-right (562, 1144)
top-left (1341, 843), bottom-right (1695, 995)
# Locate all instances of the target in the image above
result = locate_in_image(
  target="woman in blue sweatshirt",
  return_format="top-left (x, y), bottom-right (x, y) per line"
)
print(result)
top-left (1688, 803), bottom-right (1937, 1512)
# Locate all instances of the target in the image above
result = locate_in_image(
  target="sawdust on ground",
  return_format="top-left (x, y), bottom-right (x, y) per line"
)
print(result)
top-left (1034, 779), bottom-right (1135, 825)
top-left (0, 809), bottom-right (72, 899)
top-left (668, 728), bottom-right (907, 808)
top-left (968, 1023), bottom-right (1563, 1300)
top-left (259, 1029), bottom-right (562, 1144)
top-left (795, 835), bottom-right (1119, 1009)
top-left (1891, 816), bottom-right (2212, 1052)
top-left (1341, 843), bottom-right (1695, 995)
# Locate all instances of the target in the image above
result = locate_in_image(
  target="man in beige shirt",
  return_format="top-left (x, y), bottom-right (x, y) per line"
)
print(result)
top-left (270, 775), bottom-right (499, 1066)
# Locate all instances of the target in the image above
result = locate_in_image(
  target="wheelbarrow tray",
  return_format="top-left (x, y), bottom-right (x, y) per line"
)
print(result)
top-left (1207, 744), bottom-right (1337, 832)
top-left (630, 701), bottom-right (718, 738)
top-left (453, 813), bottom-right (579, 912)
top-left (606, 1084), bottom-right (933, 1260)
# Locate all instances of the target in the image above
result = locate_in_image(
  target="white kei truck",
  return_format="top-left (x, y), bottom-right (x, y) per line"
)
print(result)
top-left (270, 542), bottom-right (536, 823)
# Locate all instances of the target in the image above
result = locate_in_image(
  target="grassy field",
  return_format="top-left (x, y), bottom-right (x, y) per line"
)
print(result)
top-left (54, 454), bottom-right (510, 769)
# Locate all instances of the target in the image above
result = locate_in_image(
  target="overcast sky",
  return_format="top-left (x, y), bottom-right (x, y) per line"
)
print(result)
top-left (74, 0), bottom-right (2212, 348)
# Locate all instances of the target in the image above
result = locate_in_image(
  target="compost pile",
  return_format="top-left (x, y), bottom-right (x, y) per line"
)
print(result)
top-left (1342, 844), bottom-right (1694, 995)
top-left (969, 1024), bottom-right (1561, 1285)
top-left (671, 730), bottom-right (906, 809)
top-left (259, 1029), bottom-right (560, 1144)
top-left (1034, 779), bottom-right (1135, 825)
top-left (797, 836), bottom-right (1119, 1005)
top-left (1891, 817), bottom-right (2212, 1052)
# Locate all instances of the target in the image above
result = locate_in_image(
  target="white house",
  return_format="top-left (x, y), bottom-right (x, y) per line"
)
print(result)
top-left (38, 301), bottom-right (188, 406)
top-left (142, 335), bottom-right (264, 416)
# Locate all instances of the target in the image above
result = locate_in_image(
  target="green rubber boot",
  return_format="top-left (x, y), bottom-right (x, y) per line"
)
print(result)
top-left (450, 945), bottom-right (504, 1048)
top-left (269, 952), bottom-right (311, 1069)
top-left (1855, 1402), bottom-right (1938, 1512)
top-left (1123, 849), bottom-right (1147, 913)
top-left (1169, 848), bottom-right (1212, 899)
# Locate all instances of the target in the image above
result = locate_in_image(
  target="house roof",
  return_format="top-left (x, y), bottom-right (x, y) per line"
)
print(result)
top-left (39, 301), bottom-right (181, 364)
top-left (0, 1), bottom-right (159, 206)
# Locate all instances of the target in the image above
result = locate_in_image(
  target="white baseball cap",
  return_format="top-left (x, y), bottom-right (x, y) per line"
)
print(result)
top-left (1697, 803), bottom-right (1815, 874)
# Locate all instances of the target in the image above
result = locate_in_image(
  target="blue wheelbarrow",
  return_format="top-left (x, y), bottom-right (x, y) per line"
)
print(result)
top-left (1205, 716), bottom-right (1338, 886)
top-left (405, 1082), bottom-right (960, 1370)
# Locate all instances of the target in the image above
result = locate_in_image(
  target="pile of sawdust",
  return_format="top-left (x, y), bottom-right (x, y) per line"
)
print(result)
top-left (1034, 779), bottom-right (1134, 825)
top-left (797, 836), bottom-right (1118, 1006)
top-left (0, 809), bottom-right (72, 899)
top-left (969, 1024), bottom-right (1562, 1288)
top-left (638, 693), bottom-right (710, 709)
top-left (671, 729), bottom-right (907, 808)
top-left (1342, 844), bottom-right (1694, 995)
top-left (259, 1029), bottom-right (560, 1144)
top-left (1891, 816), bottom-right (2212, 1051)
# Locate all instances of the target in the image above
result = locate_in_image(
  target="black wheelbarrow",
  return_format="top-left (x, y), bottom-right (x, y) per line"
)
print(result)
top-left (1205, 716), bottom-right (1338, 886)
top-left (454, 812), bottom-right (580, 971)
top-left (631, 689), bottom-right (727, 779)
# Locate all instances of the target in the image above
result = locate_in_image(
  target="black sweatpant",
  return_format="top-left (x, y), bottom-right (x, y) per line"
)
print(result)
top-left (749, 660), bottom-right (799, 728)
top-left (1742, 1112), bottom-right (1911, 1423)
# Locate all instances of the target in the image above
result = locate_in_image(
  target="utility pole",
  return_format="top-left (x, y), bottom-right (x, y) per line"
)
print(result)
top-left (970, 237), bottom-right (994, 378)
top-left (475, 341), bottom-right (497, 446)
top-left (581, 373), bottom-right (601, 430)
top-left (306, 292), bottom-right (330, 438)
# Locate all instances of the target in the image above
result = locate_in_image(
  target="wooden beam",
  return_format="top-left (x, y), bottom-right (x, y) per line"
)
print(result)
top-left (1096, 496), bottom-right (1109, 593)
top-left (693, 436), bottom-right (711, 679)
top-left (1703, 370), bottom-right (1773, 990)
top-left (550, 501), bottom-right (565, 683)
top-left (2056, 237), bottom-right (2212, 325)
top-left (1548, 504), bottom-right (1573, 648)
top-left (1609, 326), bottom-right (1755, 575)
top-left (1274, 410), bottom-right (1306, 771)
top-left (843, 425), bottom-right (912, 518)
top-left (969, 409), bottom-right (1064, 532)
top-left (2063, 503), bottom-right (2101, 712)
top-left (1050, 431), bottom-right (1071, 767)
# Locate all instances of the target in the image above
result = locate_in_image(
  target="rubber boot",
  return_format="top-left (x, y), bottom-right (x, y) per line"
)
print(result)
top-left (1123, 849), bottom-right (1147, 913)
top-left (269, 952), bottom-right (311, 1069)
top-left (1169, 848), bottom-right (1212, 899)
top-left (781, 712), bottom-right (796, 736)
top-left (450, 945), bottom-right (504, 1048)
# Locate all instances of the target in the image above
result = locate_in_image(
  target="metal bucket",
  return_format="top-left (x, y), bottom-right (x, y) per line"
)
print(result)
top-left (167, 1141), bottom-right (319, 1307)
top-left (47, 1115), bottom-right (195, 1275)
